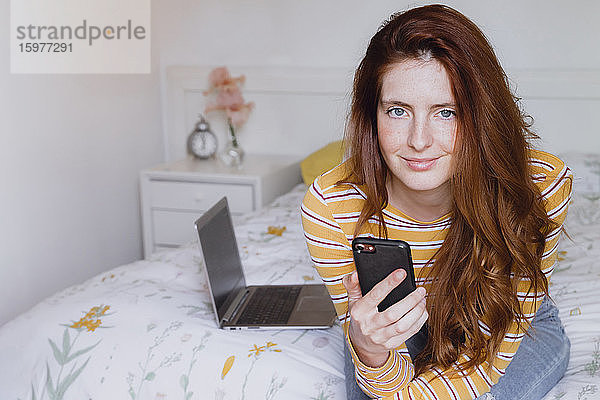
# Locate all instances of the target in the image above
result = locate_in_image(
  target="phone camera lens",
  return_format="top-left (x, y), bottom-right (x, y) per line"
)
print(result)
top-left (356, 244), bottom-right (365, 251)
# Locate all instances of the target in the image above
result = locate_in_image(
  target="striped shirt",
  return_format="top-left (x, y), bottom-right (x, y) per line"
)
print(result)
top-left (301, 149), bottom-right (572, 399)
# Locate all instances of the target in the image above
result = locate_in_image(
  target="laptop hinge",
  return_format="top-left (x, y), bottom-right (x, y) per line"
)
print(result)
top-left (222, 288), bottom-right (250, 324)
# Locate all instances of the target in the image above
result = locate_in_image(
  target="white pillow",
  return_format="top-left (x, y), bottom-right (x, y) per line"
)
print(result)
top-left (559, 152), bottom-right (600, 226)
top-left (558, 153), bottom-right (600, 197)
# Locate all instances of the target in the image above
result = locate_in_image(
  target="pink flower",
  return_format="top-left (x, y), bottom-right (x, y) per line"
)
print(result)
top-left (203, 67), bottom-right (246, 95)
top-left (203, 66), bottom-right (253, 132)
top-left (226, 102), bottom-right (255, 128)
top-left (208, 67), bottom-right (231, 87)
top-left (220, 88), bottom-right (244, 108)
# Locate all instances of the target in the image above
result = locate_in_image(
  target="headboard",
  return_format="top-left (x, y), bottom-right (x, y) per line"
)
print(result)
top-left (164, 66), bottom-right (600, 162)
top-left (164, 66), bottom-right (353, 162)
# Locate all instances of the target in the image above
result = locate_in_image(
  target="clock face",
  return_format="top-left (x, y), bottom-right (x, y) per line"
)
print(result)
top-left (189, 130), bottom-right (218, 159)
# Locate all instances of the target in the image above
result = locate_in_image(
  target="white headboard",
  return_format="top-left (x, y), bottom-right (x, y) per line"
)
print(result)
top-left (164, 66), bottom-right (600, 162)
top-left (164, 66), bottom-right (354, 162)
top-left (507, 69), bottom-right (600, 154)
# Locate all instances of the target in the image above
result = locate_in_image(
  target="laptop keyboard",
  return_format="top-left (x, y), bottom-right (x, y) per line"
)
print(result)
top-left (237, 286), bottom-right (302, 325)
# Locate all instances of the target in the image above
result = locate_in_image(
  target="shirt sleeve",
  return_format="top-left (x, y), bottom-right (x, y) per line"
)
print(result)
top-left (301, 177), bottom-right (415, 397)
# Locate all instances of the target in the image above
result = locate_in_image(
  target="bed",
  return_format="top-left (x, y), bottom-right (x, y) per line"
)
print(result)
top-left (1, 66), bottom-right (599, 400)
top-left (0, 184), bottom-right (346, 400)
top-left (0, 151), bottom-right (599, 400)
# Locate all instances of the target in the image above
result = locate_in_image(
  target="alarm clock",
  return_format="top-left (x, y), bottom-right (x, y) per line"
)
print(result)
top-left (187, 115), bottom-right (218, 159)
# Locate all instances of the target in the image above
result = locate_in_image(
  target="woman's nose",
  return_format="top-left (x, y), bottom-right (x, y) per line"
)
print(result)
top-left (407, 120), bottom-right (433, 151)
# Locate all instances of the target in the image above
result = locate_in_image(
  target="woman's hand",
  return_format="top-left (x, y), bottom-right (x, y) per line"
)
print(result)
top-left (343, 269), bottom-right (428, 368)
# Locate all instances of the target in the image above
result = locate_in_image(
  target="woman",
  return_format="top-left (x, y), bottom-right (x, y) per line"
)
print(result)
top-left (301, 4), bottom-right (572, 400)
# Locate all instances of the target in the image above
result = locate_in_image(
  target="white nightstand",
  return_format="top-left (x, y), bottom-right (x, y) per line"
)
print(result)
top-left (140, 154), bottom-right (302, 258)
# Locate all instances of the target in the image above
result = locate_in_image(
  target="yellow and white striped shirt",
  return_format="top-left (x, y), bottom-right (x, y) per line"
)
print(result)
top-left (301, 148), bottom-right (572, 399)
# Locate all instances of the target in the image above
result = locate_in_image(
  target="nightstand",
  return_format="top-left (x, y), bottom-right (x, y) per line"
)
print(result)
top-left (140, 154), bottom-right (302, 258)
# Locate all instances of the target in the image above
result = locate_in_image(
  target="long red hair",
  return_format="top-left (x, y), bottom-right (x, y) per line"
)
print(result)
top-left (341, 4), bottom-right (555, 375)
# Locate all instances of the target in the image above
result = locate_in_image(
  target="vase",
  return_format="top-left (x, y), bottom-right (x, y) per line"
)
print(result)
top-left (220, 121), bottom-right (245, 168)
top-left (221, 137), bottom-right (244, 168)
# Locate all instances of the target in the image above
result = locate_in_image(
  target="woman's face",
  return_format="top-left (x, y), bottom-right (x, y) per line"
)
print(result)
top-left (377, 58), bottom-right (457, 195)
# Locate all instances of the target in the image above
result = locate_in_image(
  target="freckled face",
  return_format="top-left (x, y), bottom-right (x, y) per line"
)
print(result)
top-left (377, 59), bottom-right (457, 195)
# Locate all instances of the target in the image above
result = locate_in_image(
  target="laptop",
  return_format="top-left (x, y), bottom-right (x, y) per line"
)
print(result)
top-left (194, 197), bottom-right (337, 330)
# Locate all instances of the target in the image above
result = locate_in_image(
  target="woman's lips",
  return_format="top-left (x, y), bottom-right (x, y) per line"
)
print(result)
top-left (403, 157), bottom-right (439, 171)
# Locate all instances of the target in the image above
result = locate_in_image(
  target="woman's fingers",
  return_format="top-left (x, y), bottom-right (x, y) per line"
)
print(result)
top-left (345, 268), bottom-right (429, 360)
top-left (359, 269), bottom-right (407, 311)
top-left (374, 286), bottom-right (427, 327)
top-left (374, 297), bottom-right (427, 343)
top-left (343, 271), bottom-right (363, 308)
top-left (384, 306), bottom-right (429, 349)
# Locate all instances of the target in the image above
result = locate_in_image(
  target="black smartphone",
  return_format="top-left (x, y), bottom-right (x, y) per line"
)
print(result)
top-left (352, 237), bottom-right (416, 312)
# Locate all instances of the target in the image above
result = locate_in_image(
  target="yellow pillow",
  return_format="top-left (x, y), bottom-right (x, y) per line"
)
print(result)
top-left (300, 140), bottom-right (345, 185)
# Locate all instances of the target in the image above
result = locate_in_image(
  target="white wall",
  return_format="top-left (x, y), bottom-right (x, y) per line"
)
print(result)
top-left (154, 0), bottom-right (600, 156)
top-left (1, 0), bottom-right (598, 326)
top-left (154, 0), bottom-right (600, 70)
top-left (0, 0), bottom-right (164, 325)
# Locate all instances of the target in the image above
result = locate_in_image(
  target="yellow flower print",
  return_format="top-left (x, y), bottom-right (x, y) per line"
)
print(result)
top-left (248, 344), bottom-right (265, 357)
top-left (242, 341), bottom-right (285, 399)
top-left (248, 341), bottom-right (281, 358)
top-left (265, 341), bottom-right (281, 352)
top-left (267, 226), bottom-right (286, 236)
top-left (557, 250), bottom-right (567, 261)
top-left (70, 304), bottom-right (111, 332)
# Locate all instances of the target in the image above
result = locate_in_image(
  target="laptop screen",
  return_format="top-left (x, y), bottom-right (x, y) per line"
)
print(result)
top-left (195, 197), bottom-right (246, 322)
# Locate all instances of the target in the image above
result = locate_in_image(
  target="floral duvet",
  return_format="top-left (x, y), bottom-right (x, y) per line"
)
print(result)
top-left (0, 186), bottom-right (344, 400)
top-left (1, 155), bottom-right (599, 400)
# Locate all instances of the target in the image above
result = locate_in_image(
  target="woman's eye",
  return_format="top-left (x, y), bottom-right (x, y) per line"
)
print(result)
top-left (388, 108), bottom-right (406, 118)
top-left (439, 109), bottom-right (455, 119)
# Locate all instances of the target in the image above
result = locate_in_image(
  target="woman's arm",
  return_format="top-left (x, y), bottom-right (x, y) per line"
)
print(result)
top-left (301, 177), bottom-right (422, 396)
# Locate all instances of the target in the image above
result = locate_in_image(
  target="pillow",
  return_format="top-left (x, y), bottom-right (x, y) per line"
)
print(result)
top-left (300, 140), bottom-right (345, 185)
top-left (559, 153), bottom-right (600, 197)
top-left (558, 152), bottom-right (600, 227)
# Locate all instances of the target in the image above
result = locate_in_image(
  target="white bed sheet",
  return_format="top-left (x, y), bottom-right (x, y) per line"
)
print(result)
top-left (0, 181), bottom-right (598, 400)
top-left (544, 190), bottom-right (600, 400)
top-left (0, 185), bottom-right (345, 400)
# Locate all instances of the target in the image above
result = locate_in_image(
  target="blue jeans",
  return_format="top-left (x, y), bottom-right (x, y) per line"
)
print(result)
top-left (344, 297), bottom-right (570, 400)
